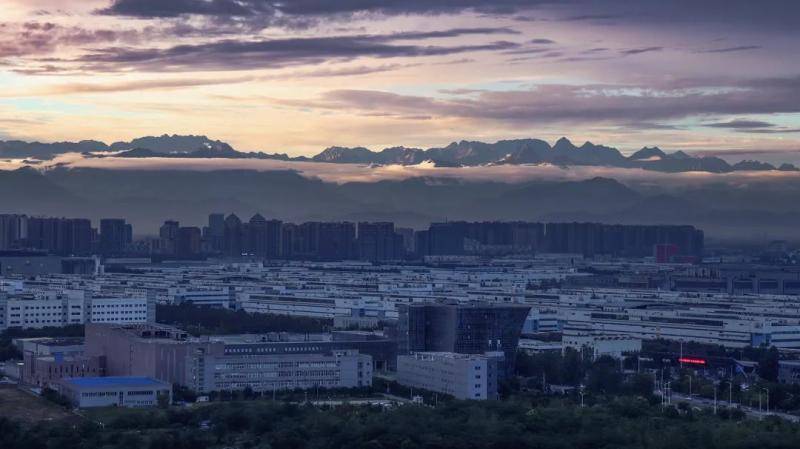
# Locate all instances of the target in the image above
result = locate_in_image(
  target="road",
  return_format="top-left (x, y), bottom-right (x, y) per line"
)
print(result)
top-left (666, 392), bottom-right (800, 423)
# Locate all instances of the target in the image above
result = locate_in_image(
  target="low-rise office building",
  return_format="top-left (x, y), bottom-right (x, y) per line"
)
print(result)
top-left (85, 323), bottom-right (376, 394)
top-left (58, 376), bottom-right (171, 408)
top-left (193, 349), bottom-right (371, 393)
top-left (396, 352), bottom-right (501, 400)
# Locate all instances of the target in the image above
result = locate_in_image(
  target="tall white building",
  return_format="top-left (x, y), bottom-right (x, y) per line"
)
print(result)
top-left (396, 352), bottom-right (502, 400)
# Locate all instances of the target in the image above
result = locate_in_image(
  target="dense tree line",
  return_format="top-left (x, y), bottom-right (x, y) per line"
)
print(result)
top-left (3, 397), bottom-right (800, 449)
top-left (156, 304), bottom-right (331, 335)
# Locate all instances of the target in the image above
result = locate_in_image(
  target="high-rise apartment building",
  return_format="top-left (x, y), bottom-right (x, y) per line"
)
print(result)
top-left (99, 219), bottom-right (130, 256)
top-left (357, 222), bottom-right (404, 261)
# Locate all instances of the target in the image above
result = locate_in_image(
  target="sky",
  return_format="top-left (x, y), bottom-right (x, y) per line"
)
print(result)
top-left (2, 0), bottom-right (800, 157)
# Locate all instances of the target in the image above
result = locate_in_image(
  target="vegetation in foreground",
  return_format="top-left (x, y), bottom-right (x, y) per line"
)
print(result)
top-left (3, 395), bottom-right (800, 449)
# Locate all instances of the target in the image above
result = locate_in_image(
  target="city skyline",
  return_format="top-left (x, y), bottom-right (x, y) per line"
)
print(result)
top-left (2, 1), bottom-right (800, 158)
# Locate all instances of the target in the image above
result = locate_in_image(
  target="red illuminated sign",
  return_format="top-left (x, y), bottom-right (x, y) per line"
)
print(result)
top-left (678, 357), bottom-right (707, 365)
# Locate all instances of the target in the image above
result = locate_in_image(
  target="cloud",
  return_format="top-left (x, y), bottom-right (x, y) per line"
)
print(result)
top-left (96, 0), bottom-right (800, 41)
top-left (697, 45), bottom-right (762, 54)
top-left (70, 32), bottom-right (521, 72)
top-left (502, 48), bottom-right (551, 55)
top-left (620, 46), bottom-right (663, 55)
top-left (704, 119), bottom-right (775, 129)
top-left (561, 14), bottom-right (621, 22)
top-left (738, 128), bottom-right (800, 134)
top-left (12, 63), bottom-right (421, 96)
top-left (389, 27), bottom-right (520, 40)
top-left (10, 150), bottom-right (800, 188)
top-left (0, 21), bottom-right (142, 58)
top-left (621, 122), bottom-right (682, 131)
top-left (99, 0), bottom-right (272, 18)
top-left (100, 0), bottom-right (546, 18)
top-left (703, 119), bottom-right (800, 134)
top-left (276, 76), bottom-right (800, 127)
top-left (31, 76), bottom-right (256, 95)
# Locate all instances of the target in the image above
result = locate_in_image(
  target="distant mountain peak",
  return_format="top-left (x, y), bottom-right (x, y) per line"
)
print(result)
top-left (629, 146), bottom-right (667, 160)
top-left (312, 146), bottom-right (375, 163)
top-left (109, 134), bottom-right (235, 154)
top-left (670, 150), bottom-right (692, 159)
top-left (553, 137), bottom-right (576, 150)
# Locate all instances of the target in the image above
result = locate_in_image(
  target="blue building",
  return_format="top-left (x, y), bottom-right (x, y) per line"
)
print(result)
top-left (58, 376), bottom-right (171, 408)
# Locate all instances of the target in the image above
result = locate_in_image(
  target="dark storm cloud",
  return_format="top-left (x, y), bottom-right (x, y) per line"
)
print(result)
top-left (72, 32), bottom-right (521, 71)
top-left (279, 76), bottom-right (800, 125)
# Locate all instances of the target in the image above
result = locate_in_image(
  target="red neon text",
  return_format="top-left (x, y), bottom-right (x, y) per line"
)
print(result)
top-left (678, 357), bottom-right (707, 365)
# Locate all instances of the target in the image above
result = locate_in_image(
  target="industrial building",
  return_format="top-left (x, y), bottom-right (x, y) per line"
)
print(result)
top-left (58, 376), bottom-right (171, 408)
top-left (85, 323), bottom-right (379, 394)
top-left (561, 329), bottom-right (642, 360)
top-left (17, 337), bottom-right (103, 387)
top-left (526, 288), bottom-right (800, 349)
top-left (0, 292), bottom-right (153, 331)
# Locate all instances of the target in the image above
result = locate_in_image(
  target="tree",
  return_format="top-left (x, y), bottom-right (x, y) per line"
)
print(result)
top-left (586, 357), bottom-right (623, 394)
top-left (758, 346), bottom-right (780, 382)
top-left (157, 392), bottom-right (170, 408)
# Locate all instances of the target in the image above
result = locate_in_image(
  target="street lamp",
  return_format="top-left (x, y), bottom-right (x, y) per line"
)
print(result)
top-left (687, 374), bottom-right (693, 398)
top-left (713, 383), bottom-right (717, 414)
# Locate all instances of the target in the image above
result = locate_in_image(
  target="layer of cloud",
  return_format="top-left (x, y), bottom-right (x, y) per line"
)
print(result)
top-left (99, 0), bottom-right (800, 34)
top-left (697, 45), bottom-right (762, 54)
top-left (277, 76), bottom-right (800, 127)
top-left (704, 119), bottom-right (775, 129)
top-left (0, 21), bottom-right (142, 58)
top-left (7, 62), bottom-right (425, 96)
top-left (100, 0), bottom-right (545, 18)
top-left (620, 46), bottom-right (662, 55)
top-left (703, 119), bottom-right (800, 134)
top-left (6, 151), bottom-right (798, 187)
top-left (70, 31), bottom-right (520, 72)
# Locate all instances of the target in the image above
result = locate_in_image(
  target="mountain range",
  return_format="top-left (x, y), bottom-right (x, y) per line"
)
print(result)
top-left (1, 134), bottom-right (797, 174)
